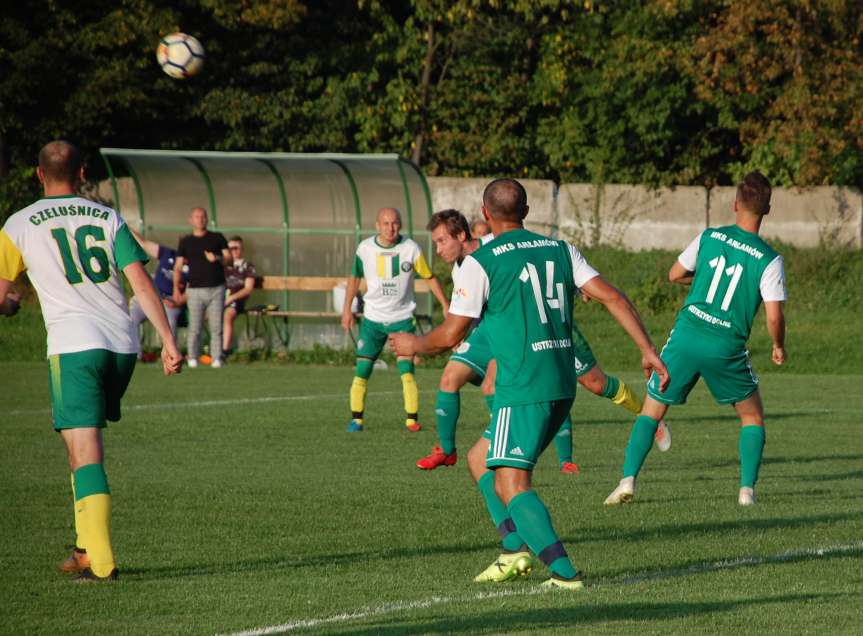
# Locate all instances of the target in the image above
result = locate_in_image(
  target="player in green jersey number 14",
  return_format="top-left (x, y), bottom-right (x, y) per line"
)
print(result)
top-left (605, 171), bottom-right (787, 507)
top-left (391, 179), bottom-right (668, 589)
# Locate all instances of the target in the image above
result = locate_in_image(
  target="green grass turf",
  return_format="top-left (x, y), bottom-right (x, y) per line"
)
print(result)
top-left (2, 363), bottom-right (862, 635)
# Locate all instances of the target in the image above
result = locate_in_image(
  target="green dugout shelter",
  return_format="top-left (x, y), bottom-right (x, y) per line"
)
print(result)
top-left (99, 148), bottom-right (435, 349)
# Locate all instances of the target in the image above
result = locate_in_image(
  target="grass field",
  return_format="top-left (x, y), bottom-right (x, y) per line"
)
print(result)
top-left (2, 362), bottom-right (862, 635)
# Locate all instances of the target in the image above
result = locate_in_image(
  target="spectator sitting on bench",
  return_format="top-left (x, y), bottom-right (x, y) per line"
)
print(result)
top-left (222, 236), bottom-right (257, 359)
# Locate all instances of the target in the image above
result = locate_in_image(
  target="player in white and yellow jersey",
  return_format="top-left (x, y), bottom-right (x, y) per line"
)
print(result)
top-left (0, 141), bottom-right (183, 582)
top-left (341, 207), bottom-right (449, 432)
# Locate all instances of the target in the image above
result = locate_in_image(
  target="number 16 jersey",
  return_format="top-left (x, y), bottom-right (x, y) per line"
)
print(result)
top-left (676, 225), bottom-right (786, 346)
top-left (0, 195), bottom-right (148, 356)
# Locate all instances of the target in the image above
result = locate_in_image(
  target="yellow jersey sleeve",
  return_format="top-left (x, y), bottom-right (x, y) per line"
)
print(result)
top-left (0, 230), bottom-right (25, 281)
top-left (413, 252), bottom-right (433, 279)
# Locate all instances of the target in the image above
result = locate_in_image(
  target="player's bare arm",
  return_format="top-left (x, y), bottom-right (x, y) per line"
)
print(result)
top-left (764, 300), bottom-right (786, 365)
top-left (227, 275), bottom-right (255, 305)
top-left (581, 275), bottom-right (669, 390)
top-left (172, 256), bottom-right (186, 304)
top-left (427, 275), bottom-right (449, 316)
top-left (341, 275), bottom-right (361, 331)
top-left (389, 313), bottom-right (474, 357)
top-left (125, 261), bottom-right (183, 375)
top-left (128, 226), bottom-right (160, 260)
top-left (669, 260), bottom-right (694, 286)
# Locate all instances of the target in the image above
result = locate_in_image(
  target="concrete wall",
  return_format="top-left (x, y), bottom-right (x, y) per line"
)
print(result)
top-left (427, 177), bottom-right (558, 236)
top-left (709, 186), bottom-right (862, 248)
top-left (427, 178), bottom-right (863, 249)
top-left (558, 184), bottom-right (707, 250)
top-left (100, 175), bottom-right (862, 249)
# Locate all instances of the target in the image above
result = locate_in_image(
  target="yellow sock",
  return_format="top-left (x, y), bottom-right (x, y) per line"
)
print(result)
top-left (401, 372), bottom-right (419, 424)
top-left (71, 473), bottom-right (86, 551)
top-left (612, 381), bottom-right (643, 415)
top-left (78, 493), bottom-right (115, 577)
top-left (350, 377), bottom-right (368, 418)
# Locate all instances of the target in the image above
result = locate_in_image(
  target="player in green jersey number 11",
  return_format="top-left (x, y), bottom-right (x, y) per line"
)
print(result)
top-left (605, 171), bottom-right (787, 507)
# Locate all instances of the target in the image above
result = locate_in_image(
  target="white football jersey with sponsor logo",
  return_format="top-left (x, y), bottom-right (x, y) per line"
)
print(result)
top-left (351, 235), bottom-right (433, 323)
top-left (0, 195), bottom-right (148, 356)
top-left (451, 233), bottom-right (494, 280)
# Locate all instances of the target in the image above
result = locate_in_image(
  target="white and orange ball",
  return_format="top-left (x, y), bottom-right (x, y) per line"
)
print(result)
top-left (156, 33), bottom-right (205, 79)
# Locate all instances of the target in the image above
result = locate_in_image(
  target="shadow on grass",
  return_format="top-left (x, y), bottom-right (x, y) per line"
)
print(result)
top-left (127, 511), bottom-right (862, 582)
top-left (803, 469), bottom-right (863, 482)
top-left (320, 593), bottom-right (842, 635)
top-left (563, 510), bottom-right (863, 545)
top-left (575, 410), bottom-right (834, 427)
top-left (125, 540), bottom-right (496, 580)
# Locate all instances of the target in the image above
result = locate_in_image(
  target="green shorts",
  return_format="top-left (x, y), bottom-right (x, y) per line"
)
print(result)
top-left (572, 322), bottom-right (597, 377)
top-left (356, 316), bottom-right (416, 360)
top-left (647, 327), bottom-right (758, 405)
top-left (449, 322), bottom-right (494, 386)
top-left (49, 349), bottom-right (137, 430)
top-left (483, 398), bottom-right (574, 469)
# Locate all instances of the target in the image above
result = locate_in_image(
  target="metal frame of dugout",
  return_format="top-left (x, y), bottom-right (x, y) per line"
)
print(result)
top-left (99, 148), bottom-right (436, 351)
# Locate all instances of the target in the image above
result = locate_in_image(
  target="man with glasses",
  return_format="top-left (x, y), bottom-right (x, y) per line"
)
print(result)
top-left (222, 236), bottom-right (257, 359)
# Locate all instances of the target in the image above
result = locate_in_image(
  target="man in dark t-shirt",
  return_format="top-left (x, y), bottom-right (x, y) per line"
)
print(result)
top-left (173, 207), bottom-right (231, 368)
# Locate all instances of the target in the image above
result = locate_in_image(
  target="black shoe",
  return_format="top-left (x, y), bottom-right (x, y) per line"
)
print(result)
top-left (72, 568), bottom-right (119, 583)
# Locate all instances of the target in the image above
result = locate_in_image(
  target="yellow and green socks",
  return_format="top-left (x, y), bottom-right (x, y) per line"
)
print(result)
top-left (350, 358), bottom-right (374, 423)
top-left (507, 490), bottom-right (577, 579)
top-left (435, 390), bottom-right (459, 454)
top-left (350, 377), bottom-right (368, 424)
top-left (70, 473), bottom-right (85, 552)
top-left (397, 358), bottom-right (419, 427)
top-left (604, 375), bottom-right (643, 415)
top-left (554, 416), bottom-right (574, 466)
top-left (73, 463), bottom-right (114, 577)
top-left (478, 472), bottom-right (525, 552)
top-left (623, 415), bottom-right (658, 478)
top-left (739, 425), bottom-right (765, 488)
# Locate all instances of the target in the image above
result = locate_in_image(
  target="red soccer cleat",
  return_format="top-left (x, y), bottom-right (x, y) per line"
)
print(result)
top-left (416, 446), bottom-right (458, 470)
top-left (560, 462), bottom-right (580, 474)
top-left (405, 421), bottom-right (422, 432)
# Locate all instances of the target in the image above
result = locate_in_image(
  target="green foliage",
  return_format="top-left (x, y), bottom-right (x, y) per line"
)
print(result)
top-left (2, 1), bottom-right (862, 225)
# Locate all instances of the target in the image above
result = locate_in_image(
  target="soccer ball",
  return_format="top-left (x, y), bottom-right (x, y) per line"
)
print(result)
top-left (156, 33), bottom-right (205, 79)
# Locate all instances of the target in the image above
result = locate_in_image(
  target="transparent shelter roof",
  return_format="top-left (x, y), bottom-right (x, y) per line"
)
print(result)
top-left (99, 148), bottom-right (435, 342)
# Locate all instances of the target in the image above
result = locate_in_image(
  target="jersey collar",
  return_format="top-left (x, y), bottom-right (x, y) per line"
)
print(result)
top-left (374, 235), bottom-right (403, 248)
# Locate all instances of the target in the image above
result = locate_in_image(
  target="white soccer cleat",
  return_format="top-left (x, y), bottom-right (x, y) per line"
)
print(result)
top-left (211, 359), bottom-right (223, 369)
top-left (654, 420), bottom-right (671, 452)
top-left (604, 477), bottom-right (635, 505)
top-left (187, 358), bottom-right (199, 368)
top-left (738, 487), bottom-right (756, 506)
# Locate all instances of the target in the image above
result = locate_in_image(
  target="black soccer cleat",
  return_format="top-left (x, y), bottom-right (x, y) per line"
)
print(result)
top-left (72, 568), bottom-right (119, 583)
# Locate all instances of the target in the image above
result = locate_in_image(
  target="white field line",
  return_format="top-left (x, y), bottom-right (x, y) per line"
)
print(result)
top-left (223, 540), bottom-right (863, 636)
top-left (8, 389), bottom-right (437, 417)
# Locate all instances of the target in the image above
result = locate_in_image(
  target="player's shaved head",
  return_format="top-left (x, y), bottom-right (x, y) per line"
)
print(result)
top-left (482, 179), bottom-right (528, 222)
top-left (377, 207), bottom-right (402, 224)
top-left (38, 140), bottom-right (82, 185)
top-left (736, 171), bottom-right (772, 216)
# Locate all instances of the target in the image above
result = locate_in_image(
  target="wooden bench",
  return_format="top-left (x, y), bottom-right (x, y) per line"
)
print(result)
top-left (246, 276), bottom-right (435, 346)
